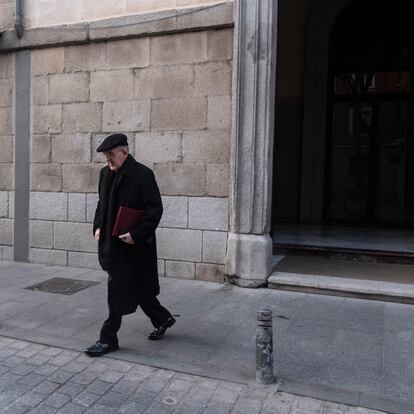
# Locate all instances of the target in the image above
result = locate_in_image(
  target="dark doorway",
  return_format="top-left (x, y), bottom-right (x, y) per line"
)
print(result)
top-left (326, 0), bottom-right (414, 226)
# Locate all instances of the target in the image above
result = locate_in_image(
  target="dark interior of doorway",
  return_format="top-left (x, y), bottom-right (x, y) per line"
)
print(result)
top-left (272, 0), bottom-right (414, 259)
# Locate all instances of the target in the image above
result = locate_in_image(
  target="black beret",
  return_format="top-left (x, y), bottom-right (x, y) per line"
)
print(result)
top-left (96, 134), bottom-right (128, 152)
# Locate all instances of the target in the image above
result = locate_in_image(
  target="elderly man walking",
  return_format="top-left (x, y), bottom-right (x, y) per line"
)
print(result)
top-left (85, 133), bottom-right (175, 357)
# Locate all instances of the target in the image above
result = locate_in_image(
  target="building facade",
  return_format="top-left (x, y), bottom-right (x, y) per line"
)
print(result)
top-left (1, 0), bottom-right (411, 287)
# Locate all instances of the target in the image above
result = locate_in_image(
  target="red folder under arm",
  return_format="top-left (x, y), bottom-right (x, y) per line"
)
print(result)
top-left (112, 206), bottom-right (144, 237)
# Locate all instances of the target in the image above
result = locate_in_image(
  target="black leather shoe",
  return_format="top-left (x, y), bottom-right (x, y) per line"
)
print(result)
top-left (148, 316), bottom-right (176, 340)
top-left (84, 341), bottom-right (119, 357)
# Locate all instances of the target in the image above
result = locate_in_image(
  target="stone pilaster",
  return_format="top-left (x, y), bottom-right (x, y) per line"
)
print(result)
top-left (225, 0), bottom-right (277, 287)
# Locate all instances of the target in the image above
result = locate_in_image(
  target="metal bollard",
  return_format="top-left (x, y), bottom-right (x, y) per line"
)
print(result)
top-left (256, 309), bottom-right (273, 384)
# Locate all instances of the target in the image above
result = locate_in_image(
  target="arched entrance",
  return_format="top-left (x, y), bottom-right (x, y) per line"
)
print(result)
top-left (327, 0), bottom-right (414, 225)
top-left (273, 0), bottom-right (414, 255)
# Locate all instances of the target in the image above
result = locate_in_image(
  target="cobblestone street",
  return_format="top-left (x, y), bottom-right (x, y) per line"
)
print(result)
top-left (0, 336), bottom-right (385, 414)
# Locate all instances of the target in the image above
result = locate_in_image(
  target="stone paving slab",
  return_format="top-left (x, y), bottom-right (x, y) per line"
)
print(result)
top-left (0, 336), bottom-right (385, 414)
top-left (0, 261), bottom-right (414, 413)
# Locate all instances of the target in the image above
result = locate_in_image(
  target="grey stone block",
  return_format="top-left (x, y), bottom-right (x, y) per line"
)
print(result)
top-left (31, 164), bottom-right (62, 192)
top-left (30, 192), bottom-right (67, 221)
top-left (0, 107), bottom-right (12, 135)
top-left (153, 163), bottom-right (206, 196)
top-left (103, 100), bottom-right (150, 132)
top-left (68, 193), bottom-right (86, 222)
top-left (194, 62), bottom-right (232, 96)
top-left (63, 103), bottom-right (102, 133)
top-left (90, 69), bottom-right (134, 102)
top-left (202, 231), bottom-right (227, 264)
top-left (30, 220), bottom-right (53, 248)
top-left (196, 263), bottom-right (225, 283)
top-left (165, 260), bottom-right (195, 279)
top-left (68, 251), bottom-right (100, 269)
top-left (1, 245), bottom-right (14, 260)
top-left (0, 192), bottom-right (8, 218)
top-left (207, 163), bottom-right (229, 197)
top-left (7, 191), bottom-right (13, 218)
top-left (29, 248), bottom-right (67, 266)
top-left (65, 43), bottom-right (107, 72)
top-left (0, 218), bottom-right (13, 245)
top-left (159, 196), bottom-right (188, 228)
top-left (51, 133), bottom-right (91, 163)
top-left (32, 105), bottom-right (62, 134)
top-left (49, 72), bottom-right (89, 104)
top-left (54, 221), bottom-right (97, 253)
top-left (0, 53), bottom-right (13, 78)
top-left (0, 135), bottom-right (13, 162)
top-left (62, 164), bottom-right (101, 193)
top-left (158, 259), bottom-right (165, 277)
top-left (107, 37), bottom-right (150, 69)
top-left (0, 78), bottom-right (12, 107)
top-left (31, 47), bottom-right (65, 75)
top-left (182, 130), bottom-right (230, 163)
top-left (32, 76), bottom-right (49, 105)
top-left (135, 65), bottom-right (194, 99)
top-left (151, 97), bottom-right (207, 130)
top-left (207, 28), bottom-right (233, 61)
top-left (31, 135), bottom-right (51, 163)
top-left (176, 2), bottom-right (233, 29)
top-left (86, 193), bottom-right (99, 223)
top-left (150, 31), bottom-right (207, 66)
top-left (189, 197), bottom-right (229, 231)
top-left (135, 132), bottom-right (181, 165)
top-left (208, 95), bottom-right (231, 130)
top-left (157, 227), bottom-right (202, 262)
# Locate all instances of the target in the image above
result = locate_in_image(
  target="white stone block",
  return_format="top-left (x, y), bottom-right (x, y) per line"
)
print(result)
top-left (32, 76), bottom-right (49, 106)
top-left (150, 31), bottom-right (207, 65)
top-left (63, 103), bottom-right (102, 133)
top-left (65, 43), bottom-right (107, 72)
top-left (135, 65), bottom-right (194, 99)
top-left (207, 95), bottom-right (231, 130)
top-left (68, 193), bottom-right (86, 222)
top-left (135, 131), bottom-right (181, 165)
top-left (31, 164), bottom-right (62, 192)
top-left (157, 227), bottom-right (202, 262)
top-left (0, 218), bottom-right (13, 245)
top-left (30, 192), bottom-right (67, 221)
top-left (29, 248), bottom-right (68, 266)
top-left (202, 230), bottom-right (227, 264)
top-left (1, 246), bottom-right (14, 261)
top-left (31, 135), bottom-right (51, 163)
top-left (0, 192), bottom-right (8, 218)
top-left (159, 196), bottom-right (188, 229)
top-left (107, 38), bottom-right (150, 69)
top-left (32, 47), bottom-right (65, 75)
top-left (182, 130), bottom-right (230, 163)
top-left (189, 197), bottom-right (228, 231)
top-left (62, 164), bottom-right (101, 193)
top-left (90, 70), bottom-right (134, 102)
top-left (51, 133), bottom-right (91, 163)
top-left (86, 193), bottom-right (99, 223)
top-left (103, 100), bottom-right (150, 132)
top-left (165, 260), bottom-right (195, 279)
top-left (32, 105), bottom-right (62, 134)
top-left (49, 72), bottom-right (89, 104)
top-left (0, 164), bottom-right (13, 191)
top-left (30, 220), bottom-right (53, 248)
top-left (68, 251), bottom-right (100, 269)
top-left (0, 135), bottom-right (13, 163)
top-left (0, 108), bottom-right (12, 135)
top-left (194, 61), bottom-right (232, 96)
top-left (54, 221), bottom-right (97, 253)
top-left (207, 163), bottom-right (229, 197)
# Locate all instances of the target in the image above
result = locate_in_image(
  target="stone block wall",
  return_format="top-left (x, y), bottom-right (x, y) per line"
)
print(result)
top-left (27, 27), bottom-right (233, 282)
top-left (0, 52), bottom-right (14, 261)
top-left (0, 0), bottom-right (232, 31)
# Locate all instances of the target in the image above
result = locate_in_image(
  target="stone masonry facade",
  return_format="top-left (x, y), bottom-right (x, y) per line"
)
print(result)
top-left (0, 28), bottom-right (233, 283)
top-left (0, 52), bottom-right (14, 262)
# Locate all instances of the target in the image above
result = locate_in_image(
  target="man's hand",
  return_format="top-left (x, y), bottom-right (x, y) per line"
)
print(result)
top-left (95, 228), bottom-right (100, 240)
top-left (119, 232), bottom-right (135, 245)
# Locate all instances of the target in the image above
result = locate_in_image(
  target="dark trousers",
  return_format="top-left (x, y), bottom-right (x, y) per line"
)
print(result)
top-left (100, 296), bottom-right (172, 345)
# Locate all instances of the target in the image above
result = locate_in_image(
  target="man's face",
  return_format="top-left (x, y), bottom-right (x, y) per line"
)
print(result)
top-left (103, 146), bottom-right (128, 171)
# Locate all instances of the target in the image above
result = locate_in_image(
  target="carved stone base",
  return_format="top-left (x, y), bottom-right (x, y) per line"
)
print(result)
top-left (225, 233), bottom-right (273, 288)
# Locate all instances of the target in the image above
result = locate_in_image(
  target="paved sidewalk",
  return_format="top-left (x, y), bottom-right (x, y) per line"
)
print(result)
top-left (0, 260), bottom-right (414, 413)
top-left (0, 336), bottom-right (384, 414)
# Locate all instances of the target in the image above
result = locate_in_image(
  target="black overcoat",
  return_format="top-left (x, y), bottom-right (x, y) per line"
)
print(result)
top-left (93, 154), bottom-right (163, 315)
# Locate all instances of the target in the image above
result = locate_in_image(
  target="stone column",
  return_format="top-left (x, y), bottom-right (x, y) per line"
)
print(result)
top-left (225, 0), bottom-right (278, 287)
